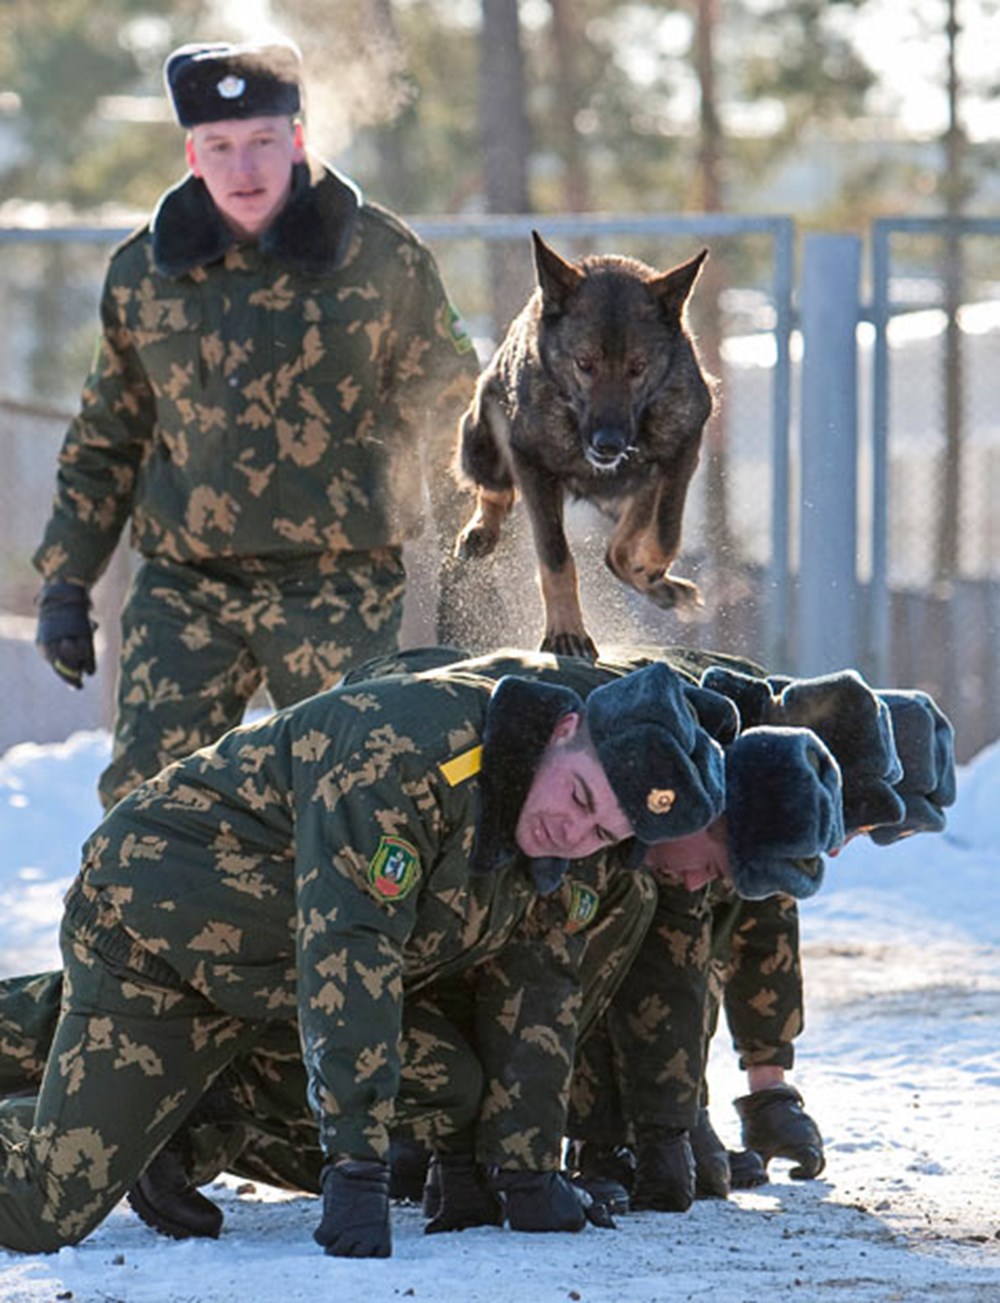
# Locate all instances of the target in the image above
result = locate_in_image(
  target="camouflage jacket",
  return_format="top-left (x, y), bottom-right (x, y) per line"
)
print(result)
top-left (34, 157), bottom-right (478, 587)
top-left (72, 655), bottom-right (622, 1164)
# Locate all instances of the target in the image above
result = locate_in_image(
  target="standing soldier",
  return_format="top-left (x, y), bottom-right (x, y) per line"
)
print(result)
top-left (32, 38), bottom-right (479, 809)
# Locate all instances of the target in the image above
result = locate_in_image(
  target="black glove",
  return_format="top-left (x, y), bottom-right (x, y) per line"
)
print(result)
top-left (630, 1128), bottom-right (696, 1212)
top-left (727, 1148), bottom-right (769, 1189)
top-left (313, 1159), bottom-right (391, 1258)
top-left (688, 1108), bottom-right (731, 1199)
top-left (422, 1154), bottom-right (504, 1234)
top-left (734, 1085), bottom-right (825, 1180)
top-left (36, 581), bottom-right (96, 689)
top-left (490, 1169), bottom-right (614, 1232)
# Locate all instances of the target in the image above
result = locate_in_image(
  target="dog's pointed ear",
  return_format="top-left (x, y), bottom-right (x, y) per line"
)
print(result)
top-left (532, 230), bottom-right (583, 309)
top-left (652, 248), bottom-right (709, 318)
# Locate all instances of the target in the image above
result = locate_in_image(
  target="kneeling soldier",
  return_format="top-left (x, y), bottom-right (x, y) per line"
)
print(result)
top-left (0, 651), bottom-right (726, 1258)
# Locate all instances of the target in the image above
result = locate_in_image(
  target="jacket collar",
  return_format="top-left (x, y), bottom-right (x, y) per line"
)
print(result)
top-left (470, 676), bottom-right (585, 892)
top-left (150, 155), bottom-right (362, 279)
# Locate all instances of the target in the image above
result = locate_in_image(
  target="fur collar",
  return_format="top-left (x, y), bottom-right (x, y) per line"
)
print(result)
top-left (150, 155), bottom-right (362, 279)
top-left (470, 675), bottom-right (585, 892)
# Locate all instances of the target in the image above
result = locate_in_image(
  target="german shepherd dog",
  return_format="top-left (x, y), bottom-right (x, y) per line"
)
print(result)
top-left (454, 231), bottom-right (713, 658)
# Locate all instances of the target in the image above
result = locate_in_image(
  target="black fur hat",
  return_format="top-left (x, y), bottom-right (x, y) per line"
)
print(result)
top-left (701, 666), bottom-right (905, 837)
top-left (165, 40), bottom-right (302, 128)
top-left (869, 690), bottom-right (957, 844)
top-left (682, 681), bottom-right (741, 746)
top-left (725, 726), bottom-right (845, 900)
top-left (586, 662), bottom-right (727, 844)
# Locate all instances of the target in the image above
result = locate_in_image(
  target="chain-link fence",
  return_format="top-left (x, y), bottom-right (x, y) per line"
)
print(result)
top-left (869, 216), bottom-right (1000, 760)
top-left (2, 213), bottom-right (999, 762)
top-left (0, 214), bottom-right (793, 759)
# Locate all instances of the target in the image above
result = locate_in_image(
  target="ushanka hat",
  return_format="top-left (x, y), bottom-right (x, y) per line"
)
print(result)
top-left (725, 725), bottom-right (846, 900)
top-left (869, 690), bottom-right (956, 844)
top-left (585, 662), bottom-right (727, 844)
top-left (700, 665), bottom-right (905, 837)
top-left (165, 39), bottom-right (302, 128)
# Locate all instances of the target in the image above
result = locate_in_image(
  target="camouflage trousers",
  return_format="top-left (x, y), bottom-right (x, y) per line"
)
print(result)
top-left (0, 873), bottom-right (655, 1249)
top-left (100, 548), bottom-right (406, 808)
top-left (170, 869), bottom-right (657, 1181)
top-left (568, 883), bottom-right (803, 1141)
top-left (711, 888), bottom-right (802, 1073)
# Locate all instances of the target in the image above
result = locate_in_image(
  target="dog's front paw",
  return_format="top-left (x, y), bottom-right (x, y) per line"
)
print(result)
top-left (540, 630), bottom-right (599, 661)
top-left (455, 522), bottom-right (500, 561)
top-left (644, 575), bottom-right (703, 613)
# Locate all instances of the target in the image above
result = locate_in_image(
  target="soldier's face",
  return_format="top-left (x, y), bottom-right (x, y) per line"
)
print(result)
top-left (187, 115), bottom-right (305, 240)
top-left (516, 713), bottom-right (633, 860)
top-left (642, 819), bottom-right (731, 892)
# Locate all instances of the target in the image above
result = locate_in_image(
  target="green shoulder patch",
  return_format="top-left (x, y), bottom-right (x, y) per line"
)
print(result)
top-left (447, 304), bottom-right (475, 355)
top-left (367, 835), bottom-right (421, 901)
top-left (564, 882), bottom-right (601, 935)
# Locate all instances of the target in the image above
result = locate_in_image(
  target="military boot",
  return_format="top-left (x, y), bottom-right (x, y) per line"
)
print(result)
top-left (127, 1080), bottom-right (245, 1239)
top-left (630, 1127), bottom-right (696, 1213)
top-left (688, 1107), bottom-right (731, 1199)
top-left (388, 1139), bottom-right (431, 1202)
top-left (127, 1142), bottom-right (224, 1240)
top-left (421, 1154), bottom-right (503, 1233)
top-left (567, 1140), bottom-right (635, 1216)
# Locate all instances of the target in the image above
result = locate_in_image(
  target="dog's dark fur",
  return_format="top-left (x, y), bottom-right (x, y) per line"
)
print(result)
top-left (454, 231), bottom-right (714, 658)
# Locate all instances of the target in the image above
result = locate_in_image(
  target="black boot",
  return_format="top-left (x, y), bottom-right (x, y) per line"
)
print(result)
top-left (630, 1128), bottom-right (696, 1213)
top-left (567, 1140), bottom-right (635, 1216)
top-left (421, 1154), bottom-right (504, 1233)
top-left (127, 1143), bottom-right (224, 1240)
top-left (688, 1107), bottom-right (731, 1199)
top-left (388, 1139), bottom-right (431, 1202)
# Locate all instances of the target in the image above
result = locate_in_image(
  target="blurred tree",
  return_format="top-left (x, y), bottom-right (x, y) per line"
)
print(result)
top-left (545, 0), bottom-right (590, 212)
top-left (478, 0), bottom-right (533, 329)
top-left (934, 0), bottom-right (995, 581)
top-left (0, 0), bottom-right (211, 210)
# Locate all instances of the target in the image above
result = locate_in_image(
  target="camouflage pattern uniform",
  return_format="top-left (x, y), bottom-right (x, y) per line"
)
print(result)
top-left (568, 881), bottom-right (802, 1143)
top-left (566, 647), bottom-right (806, 1144)
top-left (569, 875), bottom-right (712, 1140)
top-left (0, 652), bottom-right (654, 1252)
top-left (709, 888), bottom-right (802, 1077)
top-left (33, 157), bottom-right (478, 807)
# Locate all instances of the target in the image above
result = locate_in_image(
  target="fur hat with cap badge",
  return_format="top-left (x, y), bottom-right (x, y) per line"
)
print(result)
top-left (724, 725), bottom-right (846, 900)
top-left (585, 661), bottom-right (727, 844)
top-left (165, 39), bottom-right (302, 128)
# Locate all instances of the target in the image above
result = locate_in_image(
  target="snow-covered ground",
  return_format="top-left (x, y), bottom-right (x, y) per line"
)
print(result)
top-left (0, 728), bottom-right (998, 1303)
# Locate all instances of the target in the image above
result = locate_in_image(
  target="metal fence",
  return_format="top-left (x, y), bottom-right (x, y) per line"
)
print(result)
top-left (1, 212), bottom-right (998, 762)
top-left (868, 216), bottom-right (1000, 760)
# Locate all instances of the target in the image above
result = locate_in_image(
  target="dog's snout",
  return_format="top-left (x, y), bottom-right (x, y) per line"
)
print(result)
top-left (587, 427), bottom-right (630, 470)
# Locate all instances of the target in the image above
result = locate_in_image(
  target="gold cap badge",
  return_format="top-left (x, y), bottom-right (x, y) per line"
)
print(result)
top-left (647, 788), bottom-right (676, 815)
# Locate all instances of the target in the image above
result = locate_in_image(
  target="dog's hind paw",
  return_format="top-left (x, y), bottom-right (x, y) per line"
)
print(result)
top-left (540, 631), bottom-right (599, 661)
top-left (643, 575), bottom-right (703, 613)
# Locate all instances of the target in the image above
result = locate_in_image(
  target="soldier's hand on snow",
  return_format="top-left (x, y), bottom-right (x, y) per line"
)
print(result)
top-left (490, 1169), bottom-right (615, 1232)
top-left (734, 1085), bottom-right (825, 1179)
top-left (423, 1154), bottom-right (504, 1234)
top-left (313, 1159), bottom-right (391, 1257)
top-left (36, 581), bottom-right (96, 689)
